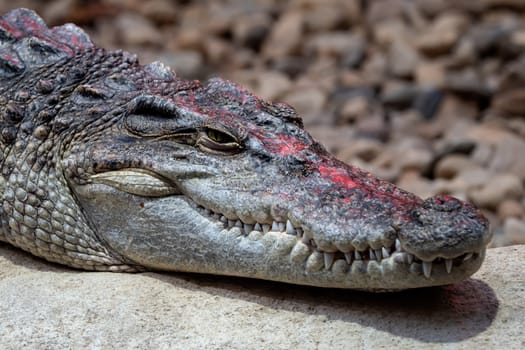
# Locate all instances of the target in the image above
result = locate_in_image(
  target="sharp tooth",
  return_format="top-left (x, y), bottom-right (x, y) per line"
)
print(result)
top-left (354, 251), bottom-right (361, 260)
top-left (243, 224), bottom-right (253, 235)
top-left (393, 252), bottom-right (405, 264)
top-left (422, 261), bottom-right (432, 278)
top-left (395, 239), bottom-right (402, 252)
top-left (324, 252), bottom-right (335, 269)
top-left (212, 213), bottom-right (220, 220)
top-left (301, 234), bottom-right (310, 244)
top-left (445, 259), bottom-right (453, 273)
top-left (262, 224), bottom-right (270, 233)
top-left (374, 249), bottom-right (382, 262)
top-left (220, 216), bottom-right (227, 223)
top-left (271, 221), bottom-right (279, 231)
top-left (235, 220), bottom-right (242, 228)
top-left (382, 247), bottom-right (390, 258)
top-left (407, 253), bottom-right (414, 264)
top-left (369, 249), bottom-right (376, 260)
top-left (296, 228), bottom-right (303, 238)
top-left (254, 223), bottom-right (262, 232)
top-left (228, 219), bottom-right (236, 228)
top-left (463, 253), bottom-right (473, 261)
top-left (278, 222), bottom-right (285, 232)
top-left (286, 220), bottom-right (295, 234)
top-left (344, 252), bottom-right (353, 264)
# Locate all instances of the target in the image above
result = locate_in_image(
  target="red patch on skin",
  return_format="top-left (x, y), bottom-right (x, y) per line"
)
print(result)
top-left (274, 134), bottom-right (308, 156)
top-left (318, 165), bottom-right (357, 188)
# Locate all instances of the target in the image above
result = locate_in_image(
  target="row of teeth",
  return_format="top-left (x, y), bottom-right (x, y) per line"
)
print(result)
top-left (198, 207), bottom-right (475, 279)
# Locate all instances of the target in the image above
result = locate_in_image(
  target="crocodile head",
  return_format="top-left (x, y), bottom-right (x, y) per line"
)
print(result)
top-left (0, 9), bottom-right (490, 290)
top-left (68, 75), bottom-right (490, 290)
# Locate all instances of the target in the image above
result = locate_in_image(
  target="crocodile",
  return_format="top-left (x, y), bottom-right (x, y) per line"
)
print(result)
top-left (0, 8), bottom-right (491, 290)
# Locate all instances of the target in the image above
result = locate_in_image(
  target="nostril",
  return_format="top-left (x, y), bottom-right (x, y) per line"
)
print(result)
top-left (423, 195), bottom-right (462, 212)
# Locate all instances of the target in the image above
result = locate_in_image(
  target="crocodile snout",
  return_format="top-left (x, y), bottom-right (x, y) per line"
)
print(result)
top-left (398, 195), bottom-right (491, 261)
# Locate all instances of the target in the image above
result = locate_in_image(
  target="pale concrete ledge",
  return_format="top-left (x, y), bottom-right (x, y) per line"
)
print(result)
top-left (0, 244), bottom-right (523, 349)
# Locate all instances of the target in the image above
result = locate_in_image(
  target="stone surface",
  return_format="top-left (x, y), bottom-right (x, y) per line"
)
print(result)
top-left (0, 244), bottom-right (523, 349)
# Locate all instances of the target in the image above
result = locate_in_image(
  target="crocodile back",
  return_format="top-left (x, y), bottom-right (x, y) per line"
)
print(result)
top-left (0, 8), bottom-right (93, 77)
top-left (0, 9), bottom-right (93, 156)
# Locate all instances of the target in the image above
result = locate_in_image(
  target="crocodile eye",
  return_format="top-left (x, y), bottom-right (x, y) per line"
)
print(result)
top-left (197, 127), bottom-right (242, 154)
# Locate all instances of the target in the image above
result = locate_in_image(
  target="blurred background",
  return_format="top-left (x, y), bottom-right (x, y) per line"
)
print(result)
top-left (1, 0), bottom-right (524, 247)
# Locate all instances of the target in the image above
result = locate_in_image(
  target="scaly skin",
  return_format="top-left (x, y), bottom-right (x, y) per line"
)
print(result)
top-left (0, 9), bottom-right (490, 290)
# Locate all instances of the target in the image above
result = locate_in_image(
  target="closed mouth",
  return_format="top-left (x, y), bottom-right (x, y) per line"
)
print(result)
top-left (196, 204), bottom-right (480, 279)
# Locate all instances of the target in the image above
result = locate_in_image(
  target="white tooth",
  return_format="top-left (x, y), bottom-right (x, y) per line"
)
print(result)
top-left (254, 223), bottom-right (262, 232)
top-left (374, 249), bottom-right (382, 262)
top-left (395, 239), bottom-right (402, 252)
top-left (295, 228), bottom-right (303, 238)
top-left (393, 252), bottom-right (406, 264)
top-left (262, 224), bottom-right (270, 233)
top-left (382, 247), bottom-right (390, 258)
top-left (302, 235), bottom-right (310, 244)
top-left (271, 221), bottom-right (279, 231)
top-left (220, 216), bottom-right (227, 223)
top-left (354, 251), bottom-right (361, 260)
top-left (286, 220), bottom-right (295, 234)
top-left (243, 224), bottom-right (253, 235)
top-left (344, 252), bottom-right (353, 264)
top-left (463, 253), bottom-right (473, 261)
top-left (407, 253), bottom-right (414, 264)
top-left (278, 222), bottom-right (285, 232)
top-left (422, 261), bottom-right (432, 278)
top-left (212, 213), bottom-right (220, 220)
top-left (228, 220), bottom-right (235, 228)
top-left (445, 259), bottom-right (453, 274)
top-left (324, 252), bottom-right (335, 269)
top-left (204, 209), bottom-right (212, 216)
top-left (369, 249), bottom-right (376, 260)
top-left (235, 220), bottom-right (242, 228)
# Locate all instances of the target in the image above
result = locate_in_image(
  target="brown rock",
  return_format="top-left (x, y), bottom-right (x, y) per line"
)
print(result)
top-left (434, 154), bottom-right (478, 179)
top-left (172, 28), bottom-right (204, 51)
top-left (498, 199), bottom-right (524, 220)
top-left (305, 32), bottom-right (365, 59)
top-left (203, 37), bottom-right (232, 66)
top-left (337, 96), bottom-right (371, 124)
top-left (253, 71), bottom-right (293, 102)
top-left (416, 12), bottom-right (470, 56)
top-left (336, 138), bottom-right (384, 163)
top-left (307, 125), bottom-right (356, 154)
top-left (283, 87), bottom-right (328, 125)
top-left (446, 38), bottom-right (477, 69)
top-left (397, 170), bottom-right (435, 199)
top-left (138, 0), bottom-right (178, 25)
top-left (361, 51), bottom-right (388, 86)
top-left (388, 39), bottom-right (419, 78)
top-left (373, 18), bottom-right (410, 48)
top-left (468, 174), bottom-right (524, 210)
top-left (303, 5), bottom-right (348, 32)
top-left (415, 61), bottom-right (446, 87)
top-left (395, 138), bottom-right (435, 173)
top-left (466, 124), bottom-right (525, 179)
top-left (491, 89), bottom-right (525, 116)
top-left (262, 11), bottom-right (303, 59)
top-left (232, 13), bottom-right (272, 49)
top-left (114, 13), bottom-right (162, 46)
top-left (503, 218), bottom-right (525, 245)
top-left (367, 0), bottom-right (404, 23)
